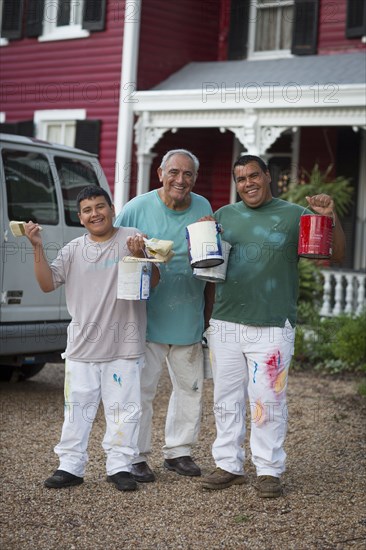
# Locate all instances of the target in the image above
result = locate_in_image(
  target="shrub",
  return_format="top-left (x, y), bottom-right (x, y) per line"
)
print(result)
top-left (293, 311), bottom-right (366, 374)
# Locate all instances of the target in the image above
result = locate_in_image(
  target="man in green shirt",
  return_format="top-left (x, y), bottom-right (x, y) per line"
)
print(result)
top-left (201, 155), bottom-right (345, 498)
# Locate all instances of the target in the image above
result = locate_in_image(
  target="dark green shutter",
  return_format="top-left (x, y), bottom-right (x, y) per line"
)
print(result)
top-left (1, 0), bottom-right (24, 40)
top-left (82, 0), bottom-right (106, 31)
top-left (227, 0), bottom-right (249, 60)
top-left (26, 0), bottom-right (45, 38)
top-left (346, 0), bottom-right (366, 38)
top-left (0, 120), bottom-right (34, 136)
top-left (75, 120), bottom-right (101, 154)
top-left (291, 0), bottom-right (319, 55)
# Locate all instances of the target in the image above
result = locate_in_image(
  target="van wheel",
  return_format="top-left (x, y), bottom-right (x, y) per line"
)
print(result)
top-left (0, 363), bottom-right (45, 382)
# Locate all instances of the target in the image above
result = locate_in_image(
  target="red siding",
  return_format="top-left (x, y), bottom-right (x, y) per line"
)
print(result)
top-left (146, 128), bottom-right (233, 211)
top-left (137, 0), bottom-right (221, 90)
top-left (1, 3), bottom-right (124, 190)
top-left (298, 127), bottom-right (338, 178)
top-left (318, 0), bottom-right (366, 54)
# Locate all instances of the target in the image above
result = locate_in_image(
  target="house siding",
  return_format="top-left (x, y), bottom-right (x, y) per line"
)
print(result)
top-left (1, 4), bottom-right (124, 190)
top-left (137, 0), bottom-right (221, 90)
top-left (318, 0), bottom-right (366, 54)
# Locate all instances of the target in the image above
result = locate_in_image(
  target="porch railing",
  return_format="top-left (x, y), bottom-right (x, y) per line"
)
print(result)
top-left (320, 269), bottom-right (366, 317)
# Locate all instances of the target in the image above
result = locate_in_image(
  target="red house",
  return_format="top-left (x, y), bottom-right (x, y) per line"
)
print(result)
top-left (1, 1), bottom-right (365, 305)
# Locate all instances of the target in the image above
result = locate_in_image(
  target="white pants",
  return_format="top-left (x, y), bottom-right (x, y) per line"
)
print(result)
top-left (208, 319), bottom-right (295, 477)
top-left (134, 341), bottom-right (204, 462)
top-left (54, 357), bottom-right (143, 477)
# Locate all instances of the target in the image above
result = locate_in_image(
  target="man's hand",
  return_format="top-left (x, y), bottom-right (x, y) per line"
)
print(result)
top-left (306, 194), bottom-right (335, 219)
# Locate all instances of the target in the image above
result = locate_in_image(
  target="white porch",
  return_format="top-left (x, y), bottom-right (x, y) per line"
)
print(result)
top-left (320, 269), bottom-right (366, 317)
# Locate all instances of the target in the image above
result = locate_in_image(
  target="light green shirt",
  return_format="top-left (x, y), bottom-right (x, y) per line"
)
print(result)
top-left (114, 190), bottom-right (213, 344)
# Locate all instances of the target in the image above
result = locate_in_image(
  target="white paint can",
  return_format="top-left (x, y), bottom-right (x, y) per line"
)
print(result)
top-left (193, 240), bottom-right (232, 283)
top-left (117, 258), bottom-right (151, 300)
top-left (186, 220), bottom-right (224, 268)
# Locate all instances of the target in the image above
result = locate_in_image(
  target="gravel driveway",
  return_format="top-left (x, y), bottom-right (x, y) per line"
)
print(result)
top-left (1, 363), bottom-right (365, 549)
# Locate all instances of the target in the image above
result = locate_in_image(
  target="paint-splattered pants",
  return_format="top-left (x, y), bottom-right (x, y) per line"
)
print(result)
top-left (54, 357), bottom-right (143, 477)
top-left (208, 319), bottom-right (295, 477)
top-left (134, 342), bottom-right (204, 462)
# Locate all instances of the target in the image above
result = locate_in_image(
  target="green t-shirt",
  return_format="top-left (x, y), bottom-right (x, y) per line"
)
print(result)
top-left (213, 198), bottom-right (309, 328)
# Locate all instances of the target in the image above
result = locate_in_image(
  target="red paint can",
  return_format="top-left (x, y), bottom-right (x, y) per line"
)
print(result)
top-left (298, 215), bottom-right (333, 259)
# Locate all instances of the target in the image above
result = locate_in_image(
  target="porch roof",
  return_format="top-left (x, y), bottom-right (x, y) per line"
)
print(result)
top-left (152, 52), bottom-right (366, 90)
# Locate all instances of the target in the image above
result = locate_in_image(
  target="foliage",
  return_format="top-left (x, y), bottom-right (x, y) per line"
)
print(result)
top-left (282, 164), bottom-right (354, 218)
top-left (357, 380), bottom-right (366, 397)
top-left (297, 259), bottom-right (323, 308)
top-left (293, 311), bottom-right (366, 375)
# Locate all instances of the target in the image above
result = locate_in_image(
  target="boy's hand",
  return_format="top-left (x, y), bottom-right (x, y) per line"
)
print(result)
top-left (126, 233), bottom-right (147, 258)
top-left (24, 221), bottom-right (43, 247)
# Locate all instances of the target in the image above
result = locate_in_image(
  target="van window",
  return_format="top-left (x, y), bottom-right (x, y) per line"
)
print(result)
top-left (55, 156), bottom-right (100, 226)
top-left (3, 149), bottom-right (59, 224)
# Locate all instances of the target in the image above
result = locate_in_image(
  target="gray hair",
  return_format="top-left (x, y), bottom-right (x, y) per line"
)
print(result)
top-left (160, 149), bottom-right (200, 173)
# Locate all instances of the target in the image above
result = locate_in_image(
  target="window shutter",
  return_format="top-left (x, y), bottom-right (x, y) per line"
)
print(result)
top-left (17, 120), bottom-right (35, 137)
top-left (0, 123), bottom-right (18, 134)
top-left (0, 120), bottom-right (34, 136)
top-left (291, 0), bottom-right (319, 55)
top-left (75, 120), bottom-right (101, 154)
top-left (82, 0), bottom-right (106, 31)
top-left (26, 0), bottom-right (45, 38)
top-left (227, 0), bottom-right (250, 59)
top-left (1, 0), bottom-right (24, 40)
top-left (346, 0), bottom-right (366, 38)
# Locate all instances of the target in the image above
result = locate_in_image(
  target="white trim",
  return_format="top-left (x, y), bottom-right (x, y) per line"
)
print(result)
top-left (114, 0), bottom-right (142, 211)
top-left (132, 85), bottom-right (366, 113)
top-left (34, 109), bottom-right (86, 124)
top-left (0, 38), bottom-right (9, 46)
top-left (0, 112), bottom-right (5, 123)
top-left (39, 26), bottom-right (90, 42)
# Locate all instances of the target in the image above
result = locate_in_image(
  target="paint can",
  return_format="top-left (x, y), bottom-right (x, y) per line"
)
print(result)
top-left (117, 258), bottom-right (151, 300)
top-left (193, 240), bottom-right (232, 283)
top-left (186, 220), bottom-right (224, 268)
top-left (298, 215), bottom-right (333, 259)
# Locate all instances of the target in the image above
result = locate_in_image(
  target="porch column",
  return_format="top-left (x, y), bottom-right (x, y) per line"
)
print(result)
top-left (134, 114), bottom-right (168, 196)
top-left (136, 152), bottom-right (157, 196)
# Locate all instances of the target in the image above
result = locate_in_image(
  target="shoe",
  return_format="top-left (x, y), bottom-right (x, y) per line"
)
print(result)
top-left (256, 475), bottom-right (282, 498)
top-left (201, 467), bottom-right (247, 490)
top-left (131, 462), bottom-right (156, 483)
top-left (44, 469), bottom-right (84, 489)
top-left (164, 456), bottom-right (201, 477)
top-left (107, 471), bottom-right (138, 491)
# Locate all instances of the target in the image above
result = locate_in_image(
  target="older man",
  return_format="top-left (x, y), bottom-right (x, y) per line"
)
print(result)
top-left (114, 149), bottom-right (214, 481)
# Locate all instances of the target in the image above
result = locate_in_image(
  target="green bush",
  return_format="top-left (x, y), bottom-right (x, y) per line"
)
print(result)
top-left (293, 311), bottom-right (366, 374)
top-left (281, 164), bottom-right (354, 218)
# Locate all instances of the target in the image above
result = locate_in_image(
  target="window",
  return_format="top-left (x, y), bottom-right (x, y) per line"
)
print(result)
top-left (35, 109), bottom-right (86, 147)
top-left (249, 0), bottom-right (295, 59)
top-left (34, 110), bottom-right (101, 154)
top-left (40, 0), bottom-right (89, 42)
top-left (55, 156), bottom-right (100, 225)
top-left (346, 0), bottom-right (366, 38)
top-left (3, 149), bottom-right (59, 224)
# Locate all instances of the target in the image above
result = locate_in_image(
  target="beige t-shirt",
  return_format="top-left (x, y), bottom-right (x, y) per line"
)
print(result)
top-left (50, 228), bottom-right (147, 362)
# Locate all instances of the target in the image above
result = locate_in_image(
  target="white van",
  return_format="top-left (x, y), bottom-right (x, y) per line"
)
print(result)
top-left (0, 134), bottom-right (111, 380)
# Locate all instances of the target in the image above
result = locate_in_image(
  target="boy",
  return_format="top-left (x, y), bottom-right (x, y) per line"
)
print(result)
top-left (25, 185), bottom-right (159, 492)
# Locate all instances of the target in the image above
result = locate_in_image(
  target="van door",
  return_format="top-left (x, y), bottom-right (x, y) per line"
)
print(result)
top-left (0, 144), bottom-right (64, 327)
